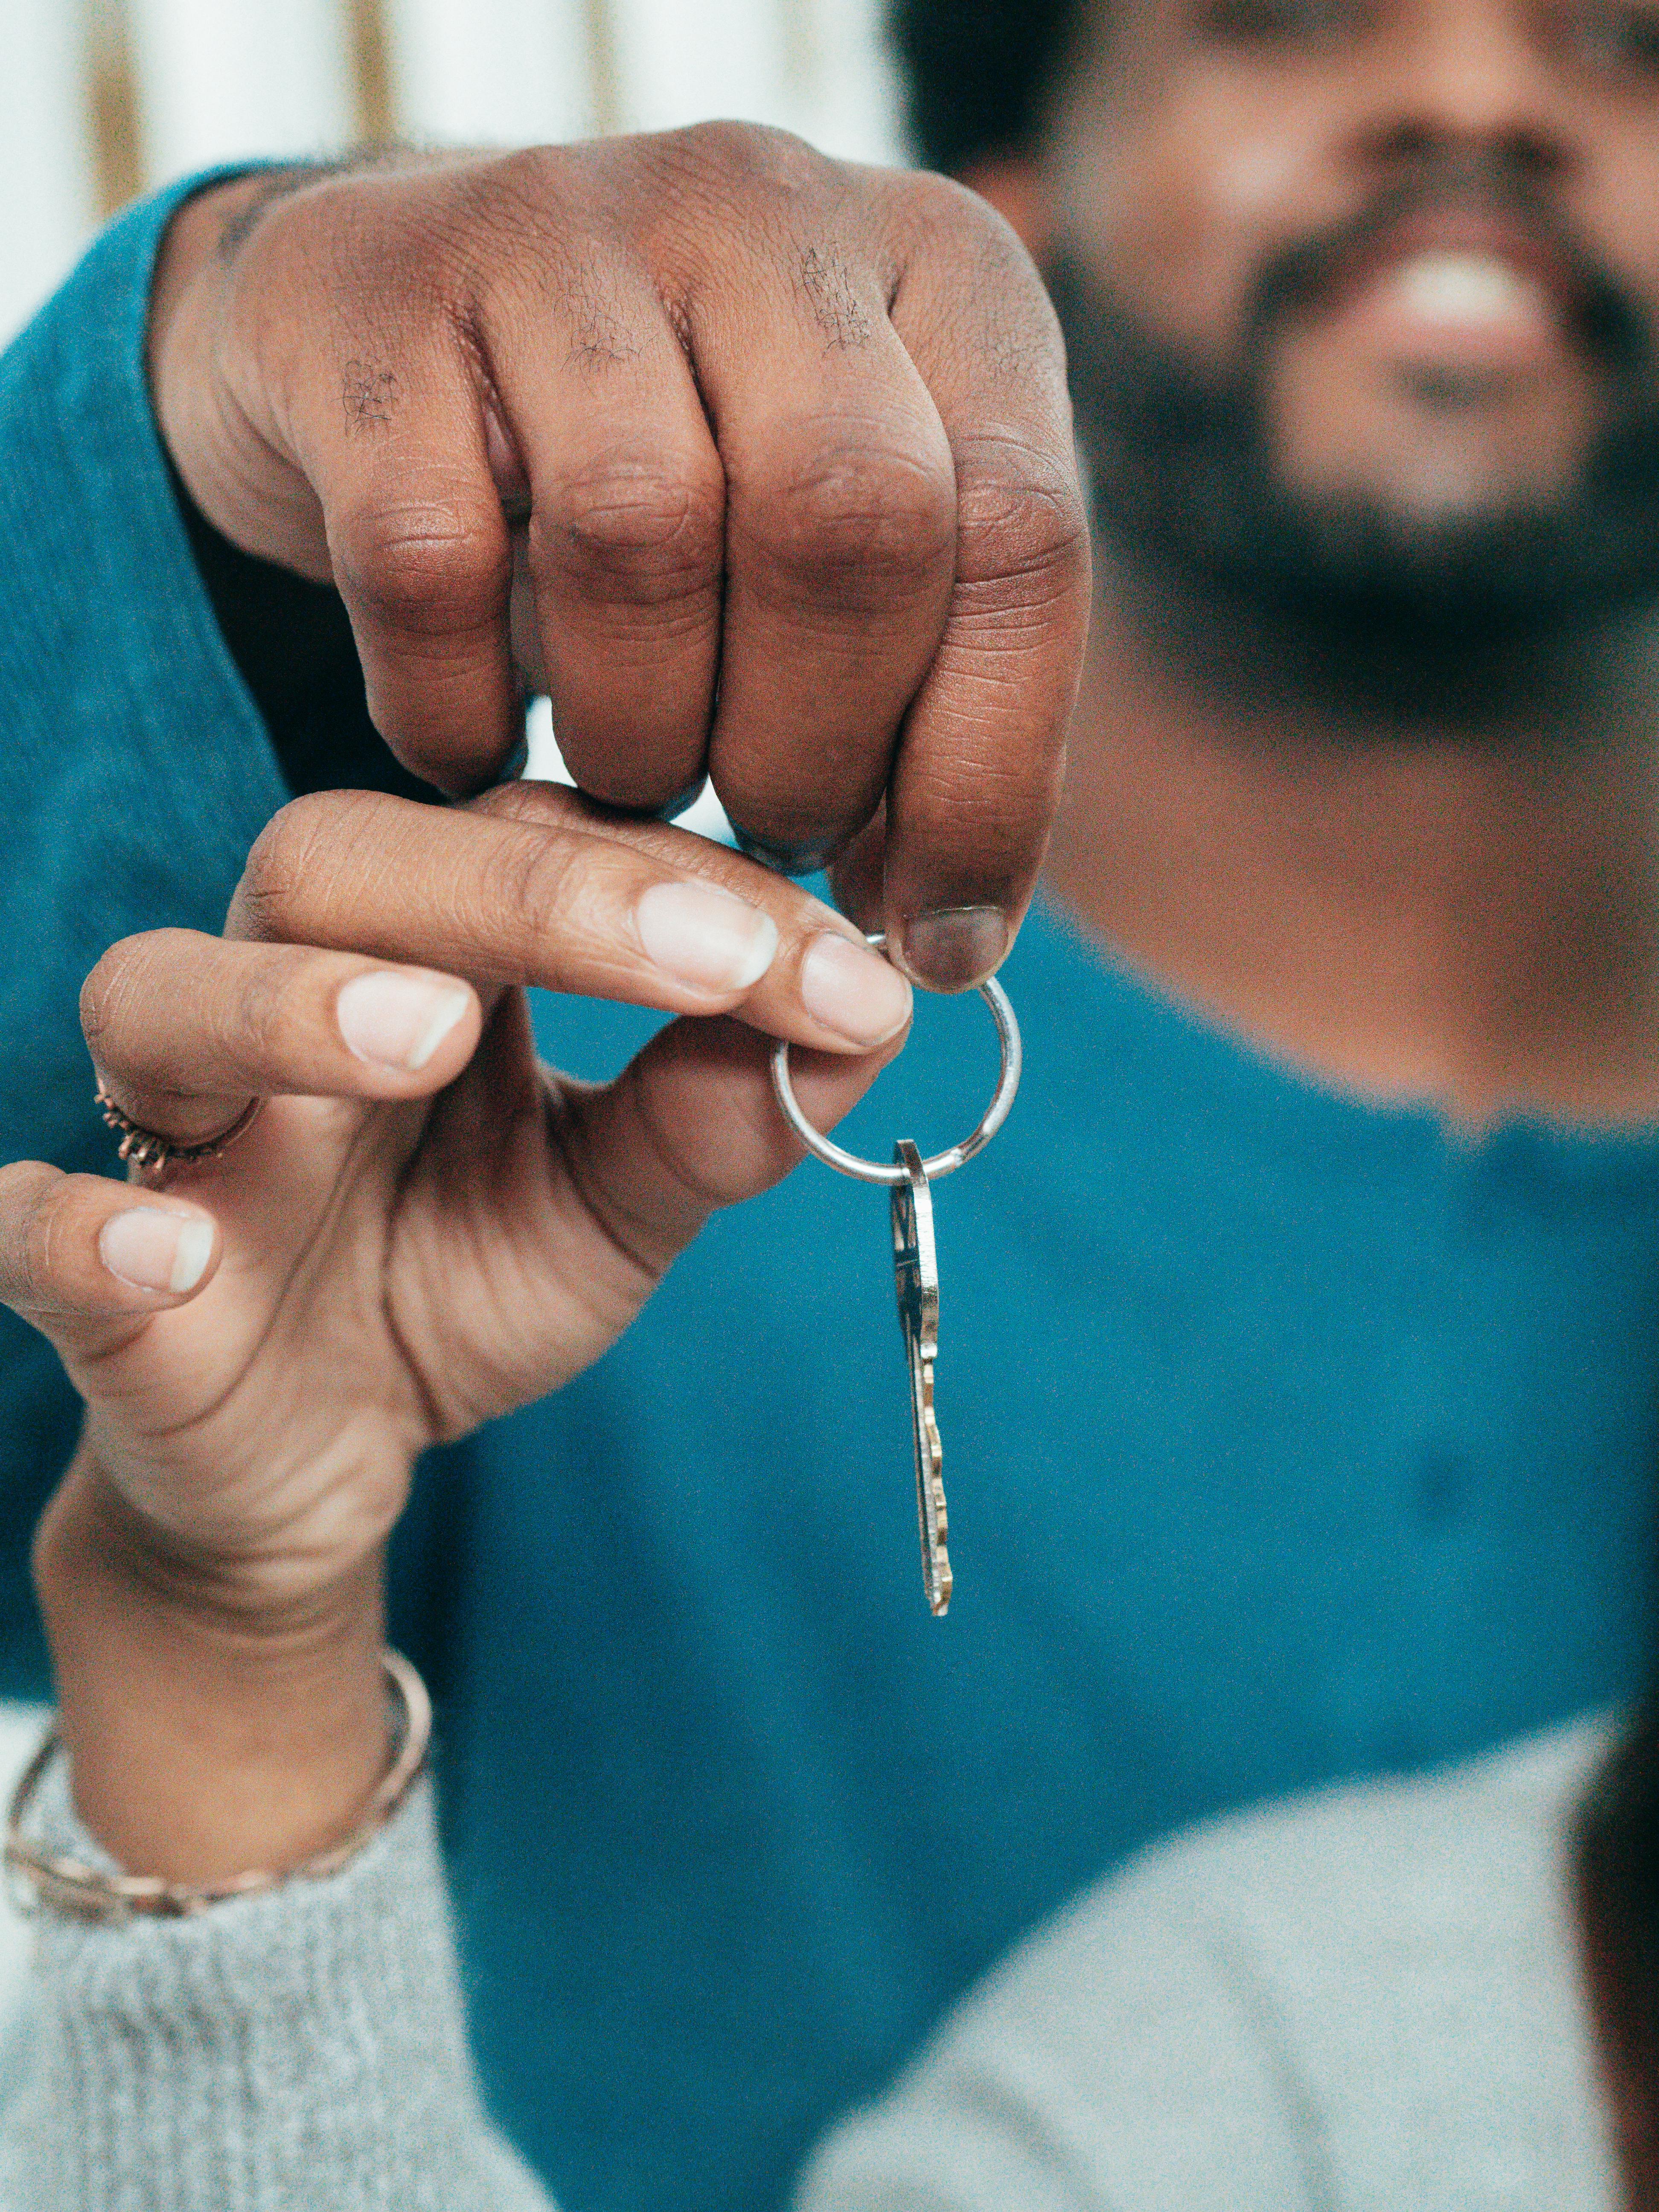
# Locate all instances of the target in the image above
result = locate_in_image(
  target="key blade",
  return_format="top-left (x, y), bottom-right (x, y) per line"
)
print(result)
top-left (911, 1337), bottom-right (949, 1616)
top-left (893, 1138), bottom-right (950, 1617)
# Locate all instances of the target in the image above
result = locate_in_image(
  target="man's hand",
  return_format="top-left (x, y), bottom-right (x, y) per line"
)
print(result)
top-left (148, 131), bottom-right (1091, 990)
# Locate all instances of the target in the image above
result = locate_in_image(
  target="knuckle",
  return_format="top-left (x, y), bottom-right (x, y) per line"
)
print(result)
top-left (0, 1161), bottom-right (65, 1313)
top-left (79, 943), bottom-right (134, 1059)
top-left (897, 167), bottom-right (995, 245)
top-left (469, 778), bottom-right (581, 832)
top-left (79, 931), bottom-right (187, 1065)
top-left (469, 780), bottom-right (544, 828)
top-left (743, 437), bottom-right (956, 602)
top-left (907, 167), bottom-right (977, 221)
top-left (447, 151), bottom-right (569, 262)
top-left (953, 438), bottom-right (1091, 594)
top-left (894, 167), bottom-right (1045, 286)
top-left (531, 457), bottom-right (724, 612)
top-left (664, 119), bottom-right (823, 198)
top-left (473, 824), bottom-right (582, 955)
top-left (338, 499), bottom-right (509, 639)
top-left (237, 792), bottom-right (381, 941)
top-left (239, 798), bottom-right (323, 937)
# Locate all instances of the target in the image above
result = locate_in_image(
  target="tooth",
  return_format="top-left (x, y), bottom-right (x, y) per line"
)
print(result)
top-left (1391, 251), bottom-right (1533, 322)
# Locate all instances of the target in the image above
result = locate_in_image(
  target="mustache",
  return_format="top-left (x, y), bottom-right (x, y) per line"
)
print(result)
top-left (1248, 153), bottom-right (1651, 375)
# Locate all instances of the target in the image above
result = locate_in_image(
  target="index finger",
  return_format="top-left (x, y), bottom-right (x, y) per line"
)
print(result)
top-left (880, 177), bottom-right (1092, 990)
top-left (225, 783), bottom-right (914, 1057)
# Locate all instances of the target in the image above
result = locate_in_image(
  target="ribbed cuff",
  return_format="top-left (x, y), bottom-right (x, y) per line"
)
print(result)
top-left (7, 1766), bottom-right (536, 2212)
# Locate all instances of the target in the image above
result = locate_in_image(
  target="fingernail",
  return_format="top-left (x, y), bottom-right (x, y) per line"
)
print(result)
top-left (799, 931), bottom-right (913, 1045)
top-left (900, 906), bottom-right (1010, 991)
top-left (100, 1209), bottom-right (214, 1295)
top-left (337, 972), bottom-right (472, 1072)
top-left (730, 824), bottom-right (837, 879)
top-left (634, 881), bottom-right (779, 992)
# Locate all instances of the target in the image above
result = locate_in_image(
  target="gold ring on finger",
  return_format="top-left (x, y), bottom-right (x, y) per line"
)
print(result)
top-left (94, 1081), bottom-right (265, 1182)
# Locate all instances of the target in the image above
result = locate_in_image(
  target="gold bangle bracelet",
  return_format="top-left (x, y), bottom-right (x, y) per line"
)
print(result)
top-left (3, 1649), bottom-right (431, 1924)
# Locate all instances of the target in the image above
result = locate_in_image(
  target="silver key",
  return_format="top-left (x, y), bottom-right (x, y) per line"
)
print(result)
top-left (768, 932), bottom-right (1022, 1617)
top-left (892, 1138), bottom-right (950, 1616)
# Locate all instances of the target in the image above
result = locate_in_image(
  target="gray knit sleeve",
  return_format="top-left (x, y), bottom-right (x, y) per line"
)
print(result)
top-left (0, 1764), bottom-right (554, 2212)
top-left (793, 1877), bottom-right (1321, 2212)
top-left (795, 1720), bottom-right (1620, 2212)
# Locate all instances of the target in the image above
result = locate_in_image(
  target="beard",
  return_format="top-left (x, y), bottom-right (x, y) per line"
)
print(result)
top-left (1051, 172), bottom-right (1659, 643)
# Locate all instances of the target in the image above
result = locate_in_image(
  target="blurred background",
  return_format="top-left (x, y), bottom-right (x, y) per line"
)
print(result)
top-left (0, 0), bottom-right (905, 346)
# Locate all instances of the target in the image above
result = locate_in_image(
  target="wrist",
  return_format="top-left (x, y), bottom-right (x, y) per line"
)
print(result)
top-left (34, 1453), bottom-right (389, 1885)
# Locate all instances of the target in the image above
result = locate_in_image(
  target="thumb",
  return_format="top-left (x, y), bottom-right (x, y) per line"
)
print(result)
top-left (559, 1012), bottom-right (906, 1278)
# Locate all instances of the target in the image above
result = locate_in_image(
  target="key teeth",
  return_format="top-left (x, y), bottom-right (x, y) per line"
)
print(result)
top-left (928, 1500), bottom-right (952, 1617)
top-left (922, 1394), bottom-right (949, 1615)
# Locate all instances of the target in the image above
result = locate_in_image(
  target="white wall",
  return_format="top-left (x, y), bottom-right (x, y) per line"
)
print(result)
top-left (384, 0), bottom-right (595, 147)
top-left (0, 0), bottom-right (905, 349)
top-left (126, 0), bottom-right (358, 178)
top-left (0, 0), bottom-right (98, 341)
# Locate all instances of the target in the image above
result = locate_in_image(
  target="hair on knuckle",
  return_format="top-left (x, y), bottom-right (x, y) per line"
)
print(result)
top-left (340, 358), bottom-right (404, 437)
top-left (799, 245), bottom-right (876, 353)
top-left (556, 251), bottom-right (648, 376)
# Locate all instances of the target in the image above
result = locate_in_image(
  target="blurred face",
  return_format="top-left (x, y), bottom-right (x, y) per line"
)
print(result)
top-left (1049, 0), bottom-right (1659, 627)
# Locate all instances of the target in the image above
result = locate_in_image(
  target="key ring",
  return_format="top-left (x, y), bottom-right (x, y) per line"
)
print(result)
top-left (770, 934), bottom-right (1021, 1187)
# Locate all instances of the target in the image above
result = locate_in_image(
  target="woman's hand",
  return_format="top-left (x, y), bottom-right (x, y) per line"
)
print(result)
top-left (1, 783), bottom-right (909, 1880)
